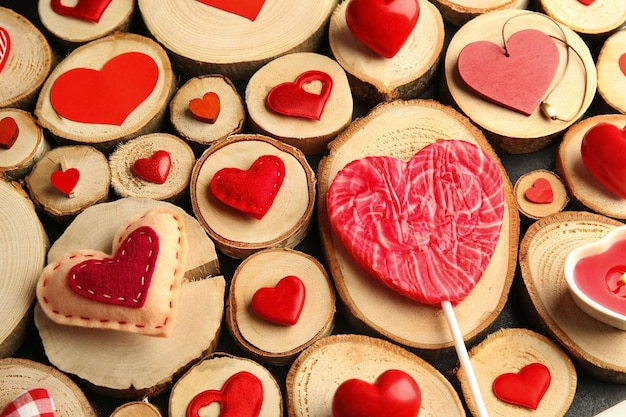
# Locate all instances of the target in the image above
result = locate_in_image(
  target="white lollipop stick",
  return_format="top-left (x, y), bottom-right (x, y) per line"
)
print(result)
top-left (442, 300), bottom-right (489, 417)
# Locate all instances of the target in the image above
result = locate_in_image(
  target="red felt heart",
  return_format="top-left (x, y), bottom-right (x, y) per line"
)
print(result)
top-left (50, 52), bottom-right (159, 126)
top-left (0, 116), bottom-right (19, 149)
top-left (332, 369), bottom-right (421, 417)
top-left (346, 0), bottom-right (420, 59)
top-left (524, 177), bottom-right (554, 204)
top-left (251, 275), bottom-right (306, 326)
top-left (0, 388), bottom-right (56, 417)
top-left (196, 0), bottom-right (266, 21)
top-left (189, 92), bottom-right (221, 124)
top-left (266, 71), bottom-right (333, 121)
top-left (578, 0), bottom-right (595, 5)
top-left (619, 53), bottom-right (626, 77)
top-left (327, 139), bottom-right (505, 305)
top-left (493, 363), bottom-right (551, 410)
top-left (133, 150), bottom-right (172, 184)
top-left (50, 0), bottom-right (113, 23)
top-left (457, 29), bottom-right (560, 116)
top-left (186, 371), bottom-right (264, 417)
top-left (210, 154), bottom-right (285, 220)
top-left (50, 168), bottom-right (80, 195)
top-left (581, 122), bottom-right (626, 199)
top-left (0, 27), bottom-right (10, 75)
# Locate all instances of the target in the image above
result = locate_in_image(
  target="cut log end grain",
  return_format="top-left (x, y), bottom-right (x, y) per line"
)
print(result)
top-left (0, 109), bottom-right (50, 181)
top-left (110, 400), bottom-right (163, 417)
top-left (431, 0), bottom-right (529, 26)
top-left (596, 30), bottom-right (626, 115)
top-left (514, 169), bottom-right (569, 222)
top-left (539, 0), bottom-right (626, 38)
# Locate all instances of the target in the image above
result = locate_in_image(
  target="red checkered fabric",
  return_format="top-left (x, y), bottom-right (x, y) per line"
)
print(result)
top-left (0, 388), bottom-right (55, 417)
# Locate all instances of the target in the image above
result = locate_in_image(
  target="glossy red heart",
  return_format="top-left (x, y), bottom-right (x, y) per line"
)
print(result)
top-left (266, 71), bottom-right (333, 121)
top-left (578, 0), bottom-right (595, 5)
top-left (50, 168), bottom-right (80, 195)
top-left (457, 29), bottom-right (560, 116)
top-left (196, 0), bottom-right (266, 21)
top-left (251, 275), bottom-right (306, 326)
top-left (524, 178), bottom-right (554, 204)
top-left (0, 388), bottom-right (55, 417)
top-left (332, 369), bottom-right (421, 417)
top-left (50, 52), bottom-right (159, 126)
top-left (346, 0), bottom-right (420, 58)
top-left (581, 122), bottom-right (626, 199)
top-left (0, 27), bottom-right (10, 74)
top-left (0, 116), bottom-right (19, 149)
top-left (50, 0), bottom-right (113, 23)
top-left (619, 53), bottom-right (626, 77)
top-left (493, 363), bottom-right (551, 410)
top-left (186, 371), bottom-right (264, 417)
top-left (210, 154), bottom-right (285, 220)
top-left (133, 150), bottom-right (172, 184)
top-left (189, 92), bottom-right (221, 124)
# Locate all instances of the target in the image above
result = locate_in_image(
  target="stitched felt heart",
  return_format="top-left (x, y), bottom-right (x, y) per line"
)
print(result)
top-left (0, 116), bottom-right (19, 149)
top-left (0, 388), bottom-right (56, 417)
top-left (492, 363), bottom-right (551, 410)
top-left (581, 122), bottom-right (626, 199)
top-left (619, 53), bottom-right (626, 77)
top-left (210, 154), bottom-right (285, 220)
top-left (50, 52), bottom-right (159, 126)
top-left (50, 168), bottom-right (80, 195)
top-left (186, 371), bottom-right (264, 417)
top-left (0, 27), bottom-right (10, 75)
top-left (266, 71), bottom-right (333, 121)
top-left (50, 0), bottom-right (113, 23)
top-left (251, 275), bottom-right (306, 326)
top-left (196, 0), bottom-right (266, 21)
top-left (189, 92), bottom-right (221, 124)
top-left (332, 369), bottom-right (421, 417)
top-left (525, 178), bottom-right (554, 204)
top-left (133, 150), bottom-right (172, 184)
top-left (346, 0), bottom-right (420, 59)
top-left (457, 29), bottom-right (560, 116)
top-left (578, 0), bottom-right (595, 5)
top-left (327, 139), bottom-right (505, 305)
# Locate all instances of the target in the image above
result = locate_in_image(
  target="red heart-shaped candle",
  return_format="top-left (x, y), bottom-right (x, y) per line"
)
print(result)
top-left (524, 178), bottom-right (554, 204)
top-left (266, 70), bottom-right (333, 121)
top-left (133, 150), bottom-right (172, 184)
top-left (0, 388), bottom-right (56, 417)
top-left (186, 371), bottom-right (264, 417)
top-left (50, 168), bottom-right (80, 195)
top-left (0, 116), bottom-right (19, 149)
top-left (492, 363), bottom-right (551, 410)
top-left (0, 27), bottom-right (11, 75)
top-left (251, 275), bottom-right (306, 326)
top-left (581, 122), bottom-right (626, 199)
top-left (196, 0), bottom-right (266, 21)
top-left (189, 92), bottom-right (221, 124)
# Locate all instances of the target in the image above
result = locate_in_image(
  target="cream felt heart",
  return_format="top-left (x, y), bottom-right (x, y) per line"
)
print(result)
top-left (36, 207), bottom-right (188, 337)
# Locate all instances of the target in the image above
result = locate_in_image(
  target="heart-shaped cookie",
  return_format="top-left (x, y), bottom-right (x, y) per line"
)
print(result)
top-left (327, 139), bottom-right (505, 305)
top-left (251, 275), bottom-right (306, 326)
top-left (492, 363), bottom-right (551, 410)
top-left (186, 371), bottom-right (264, 417)
top-left (50, 168), bottom-right (80, 196)
top-left (189, 92), bottom-right (221, 124)
top-left (581, 122), bottom-right (626, 199)
top-left (525, 178), bottom-right (554, 204)
top-left (0, 116), bottom-right (19, 149)
top-left (0, 388), bottom-right (56, 417)
top-left (266, 70), bottom-right (333, 121)
top-left (0, 27), bottom-right (10, 75)
top-left (37, 207), bottom-right (188, 337)
top-left (133, 150), bottom-right (172, 184)
top-left (196, 0), bottom-right (266, 21)
top-left (50, 0), bottom-right (112, 23)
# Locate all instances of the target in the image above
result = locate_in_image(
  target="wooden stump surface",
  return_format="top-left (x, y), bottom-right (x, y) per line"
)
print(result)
top-left (597, 29), bottom-right (626, 114)
top-left (431, 0), bottom-right (529, 26)
top-left (539, 0), bottom-right (626, 37)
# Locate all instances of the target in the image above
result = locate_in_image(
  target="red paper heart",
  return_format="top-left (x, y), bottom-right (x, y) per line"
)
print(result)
top-left (189, 92), bottom-right (221, 124)
top-left (50, 0), bottom-right (113, 23)
top-left (619, 53), bottom-right (626, 77)
top-left (251, 275), bottom-right (306, 326)
top-left (493, 363), bottom-right (551, 410)
top-left (266, 71), bottom-right (333, 121)
top-left (581, 122), bottom-right (626, 199)
top-left (196, 0), bottom-right (266, 21)
top-left (50, 52), bottom-right (159, 126)
top-left (186, 371), bottom-right (264, 417)
top-left (0, 388), bottom-right (56, 417)
top-left (50, 168), bottom-right (80, 195)
top-left (578, 0), bottom-right (595, 5)
top-left (346, 0), bottom-right (420, 58)
top-left (524, 177), bottom-right (554, 204)
top-left (327, 139), bottom-right (505, 305)
top-left (0, 116), bottom-right (19, 149)
top-left (210, 154), bottom-right (285, 220)
top-left (457, 29), bottom-right (560, 116)
top-left (0, 27), bottom-right (10, 75)
top-left (133, 150), bottom-right (172, 184)
top-left (332, 369), bottom-right (421, 417)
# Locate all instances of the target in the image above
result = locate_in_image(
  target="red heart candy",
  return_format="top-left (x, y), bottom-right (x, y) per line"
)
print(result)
top-left (133, 150), bottom-right (172, 184)
top-left (524, 178), bottom-right (554, 204)
top-left (50, 0), bottom-right (113, 23)
top-left (50, 52), bottom-right (159, 126)
top-left (0, 27), bottom-right (11, 75)
top-left (189, 92), bottom-right (221, 124)
top-left (210, 155), bottom-right (285, 220)
top-left (457, 29), bottom-right (560, 116)
top-left (186, 371), bottom-right (264, 417)
top-left (581, 122), bottom-right (626, 199)
top-left (0, 388), bottom-right (56, 417)
top-left (0, 116), bottom-right (19, 149)
top-left (332, 369), bottom-right (421, 417)
top-left (346, 0), bottom-right (420, 59)
top-left (50, 168), bottom-right (80, 195)
top-left (493, 363), bottom-right (551, 410)
top-left (578, 0), bottom-right (595, 5)
top-left (266, 71), bottom-right (333, 121)
top-left (196, 0), bottom-right (266, 21)
top-left (619, 53), bottom-right (626, 78)
top-left (251, 275), bottom-right (306, 326)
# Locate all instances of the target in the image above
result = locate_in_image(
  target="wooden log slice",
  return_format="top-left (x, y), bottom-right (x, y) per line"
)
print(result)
top-left (597, 30), bottom-right (626, 114)
top-left (137, 0), bottom-right (337, 80)
top-left (110, 400), bottom-right (163, 417)
top-left (317, 99), bottom-right (519, 355)
top-left (226, 248), bottom-right (336, 366)
top-left (0, 180), bottom-right (48, 358)
top-left (286, 334), bottom-right (465, 417)
top-left (169, 352), bottom-right (283, 417)
top-left (519, 211), bottom-right (626, 383)
top-left (190, 134), bottom-right (316, 259)
top-left (34, 33), bottom-right (175, 153)
top-left (0, 108), bottom-right (50, 181)
top-left (539, 0), bottom-right (626, 41)
top-left (328, 0), bottom-right (445, 106)
top-left (514, 169), bottom-right (569, 222)
top-left (246, 52), bottom-right (353, 155)
top-left (170, 74), bottom-right (245, 149)
top-left (555, 114), bottom-right (626, 220)
top-left (0, 358), bottom-right (97, 417)
top-left (109, 133), bottom-right (195, 203)
top-left (457, 328), bottom-right (577, 417)
top-left (0, 7), bottom-right (53, 110)
top-left (430, 0), bottom-right (529, 26)
top-left (443, 10), bottom-right (596, 154)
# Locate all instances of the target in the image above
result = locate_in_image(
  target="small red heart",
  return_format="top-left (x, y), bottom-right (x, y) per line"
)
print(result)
top-left (0, 388), bottom-right (56, 417)
top-left (332, 369), bottom-right (421, 417)
top-left (581, 122), bottom-right (626, 199)
top-left (133, 150), bottom-right (172, 184)
top-left (189, 92), bottom-right (221, 124)
top-left (186, 371), bottom-right (264, 417)
top-left (266, 70), bottom-right (333, 121)
top-left (578, 0), bottom-right (595, 5)
top-left (50, 0), bottom-right (113, 23)
top-left (524, 178), bottom-right (554, 204)
top-left (0, 116), bottom-right (19, 149)
top-left (50, 168), bottom-right (80, 195)
top-left (251, 275), bottom-right (306, 326)
top-left (493, 363), bottom-right (551, 410)
top-left (619, 53), bottom-right (626, 78)
top-left (196, 0), bottom-right (266, 21)
top-left (346, 0), bottom-right (420, 58)
top-left (210, 155), bottom-right (285, 220)
top-left (0, 27), bottom-right (11, 74)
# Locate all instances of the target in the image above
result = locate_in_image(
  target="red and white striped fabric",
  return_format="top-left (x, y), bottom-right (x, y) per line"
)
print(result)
top-left (0, 389), bottom-right (56, 417)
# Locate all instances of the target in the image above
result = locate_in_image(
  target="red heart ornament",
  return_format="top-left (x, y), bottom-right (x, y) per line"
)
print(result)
top-left (327, 139), bottom-right (505, 305)
top-left (50, 168), bottom-right (80, 195)
top-left (50, 52), bottom-right (159, 126)
top-left (345, 0), bottom-right (420, 59)
top-left (619, 53), bottom-right (626, 77)
top-left (189, 92), bottom-right (221, 124)
top-left (493, 363), bottom-right (551, 410)
top-left (578, 0), bottom-right (595, 5)
top-left (133, 150), bottom-right (172, 184)
top-left (210, 155), bottom-right (285, 220)
top-left (251, 275), bottom-right (306, 326)
top-left (196, 0), bottom-right (266, 21)
top-left (186, 371), bottom-right (264, 417)
top-left (266, 71), bottom-right (333, 121)
top-left (0, 388), bottom-right (56, 417)
top-left (332, 369), bottom-right (421, 417)
top-left (0, 116), bottom-right (19, 149)
top-left (524, 178), bottom-right (554, 204)
top-left (0, 27), bottom-right (10, 74)
top-left (457, 29), bottom-right (560, 116)
top-left (581, 122), bottom-right (626, 199)
top-left (50, 0), bottom-right (113, 23)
